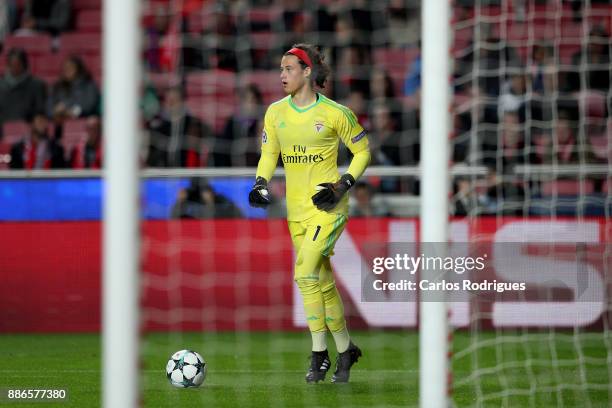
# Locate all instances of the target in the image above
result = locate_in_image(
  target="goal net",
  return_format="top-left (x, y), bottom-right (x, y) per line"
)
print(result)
top-left (450, 0), bottom-right (611, 406)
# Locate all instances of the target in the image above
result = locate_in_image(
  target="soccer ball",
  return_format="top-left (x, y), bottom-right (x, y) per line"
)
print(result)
top-left (166, 350), bottom-right (207, 388)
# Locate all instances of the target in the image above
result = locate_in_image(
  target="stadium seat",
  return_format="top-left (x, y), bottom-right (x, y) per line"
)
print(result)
top-left (72, 0), bottom-right (101, 10)
top-left (59, 33), bottom-right (102, 55)
top-left (31, 53), bottom-right (65, 79)
top-left (2, 121), bottom-right (29, 143)
top-left (238, 71), bottom-right (284, 104)
top-left (373, 48), bottom-right (419, 72)
top-left (186, 97), bottom-right (234, 133)
top-left (147, 72), bottom-right (181, 91)
top-left (61, 119), bottom-right (89, 153)
top-left (4, 34), bottom-right (53, 55)
top-left (76, 9), bottom-right (102, 32)
top-left (581, 90), bottom-right (607, 118)
top-left (541, 179), bottom-right (595, 196)
top-left (186, 7), bottom-right (216, 34)
top-left (247, 8), bottom-right (282, 30)
top-left (186, 70), bottom-right (236, 98)
top-left (81, 54), bottom-right (102, 77)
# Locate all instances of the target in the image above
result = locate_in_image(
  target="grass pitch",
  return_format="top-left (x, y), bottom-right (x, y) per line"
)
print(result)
top-left (0, 330), bottom-right (609, 407)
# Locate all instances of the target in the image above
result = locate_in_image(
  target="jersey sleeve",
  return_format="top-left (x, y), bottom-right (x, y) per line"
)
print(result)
top-left (261, 105), bottom-right (280, 155)
top-left (256, 105), bottom-right (280, 181)
top-left (334, 106), bottom-right (369, 154)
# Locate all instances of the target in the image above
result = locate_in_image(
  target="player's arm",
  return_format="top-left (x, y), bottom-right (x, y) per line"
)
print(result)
top-left (249, 107), bottom-right (280, 208)
top-left (312, 108), bottom-right (371, 211)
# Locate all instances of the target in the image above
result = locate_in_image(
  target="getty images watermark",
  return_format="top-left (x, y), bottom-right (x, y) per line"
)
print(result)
top-left (361, 243), bottom-right (601, 303)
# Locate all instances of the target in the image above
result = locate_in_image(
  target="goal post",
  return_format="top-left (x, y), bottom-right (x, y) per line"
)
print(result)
top-left (102, 0), bottom-right (141, 407)
top-left (420, 0), bottom-right (451, 407)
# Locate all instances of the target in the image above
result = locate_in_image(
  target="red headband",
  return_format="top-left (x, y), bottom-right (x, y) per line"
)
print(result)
top-left (287, 47), bottom-right (313, 69)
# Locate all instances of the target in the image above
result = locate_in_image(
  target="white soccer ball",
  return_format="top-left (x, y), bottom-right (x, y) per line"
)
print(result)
top-left (166, 349), bottom-right (207, 388)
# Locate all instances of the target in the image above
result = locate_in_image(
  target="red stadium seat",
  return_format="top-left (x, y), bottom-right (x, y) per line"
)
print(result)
top-left (186, 97), bottom-right (235, 133)
top-left (31, 53), bottom-right (65, 79)
top-left (581, 90), bottom-right (607, 118)
top-left (81, 54), bottom-right (102, 77)
top-left (373, 48), bottom-right (419, 71)
top-left (238, 71), bottom-right (284, 104)
top-left (186, 7), bottom-right (216, 33)
top-left (186, 70), bottom-right (236, 98)
top-left (4, 34), bottom-right (53, 55)
top-left (76, 9), bottom-right (102, 32)
top-left (146, 72), bottom-right (181, 92)
top-left (62, 119), bottom-right (89, 153)
top-left (248, 8), bottom-right (281, 25)
top-left (541, 179), bottom-right (595, 196)
top-left (73, 0), bottom-right (101, 10)
top-left (59, 33), bottom-right (102, 55)
top-left (2, 121), bottom-right (29, 144)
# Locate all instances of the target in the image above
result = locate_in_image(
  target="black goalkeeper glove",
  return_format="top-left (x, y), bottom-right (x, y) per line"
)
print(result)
top-left (248, 176), bottom-right (271, 208)
top-left (311, 174), bottom-right (356, 211)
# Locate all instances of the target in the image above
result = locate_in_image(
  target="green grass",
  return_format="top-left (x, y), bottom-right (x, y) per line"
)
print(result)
top-left (0, 331), bottom-right (610, 407)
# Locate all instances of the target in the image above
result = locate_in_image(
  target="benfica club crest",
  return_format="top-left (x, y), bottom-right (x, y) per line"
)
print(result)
top-left (314, 122), bottom-right (324, 133)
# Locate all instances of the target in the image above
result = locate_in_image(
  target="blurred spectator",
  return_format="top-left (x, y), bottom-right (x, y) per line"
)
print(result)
top-left (202, 7), bottom-right (238, 71)
top-left (369, 100), bottom-right (417, 192)
top-left (344, 88), bottom-right (369, 128)
top-left (565, 26), bottom-right (610, 93)
top-left (369, 68), bottom-right (404, 129)
top-left (144, 5), bottom-right (174, 72)
top-left (49, 55), bottom-right (101, 121)
top-left (0, 1), bottom-right (18, 50)
top-left (215, 84), bottom-right (264, 167)
top-left (386, 0), bottom-right (420, 47)
top-left (498, 71), bottom-right (527, 116)
top-left (0, 48), bottom-right (47, 131)
top-left (9, 113), bottom-right (65, 169)
top-left (146, 86), bottom-right (210, 167)
top-left (531, 109), bottom-right (583, 165)
top-left (370, 100), bottom-right (417, 165)
top-left (452, 178), bottom-right (478, 216)
top-left (482, 111), bottom-right (525, 171)
top-left (21, 0), bottom-right (72, 36)
top-left (530, 43), bottom-right (555, 95)
top-left (403, 51), bottom-right (421, 97)
top-left (69, 115), bottom-right (102, 169)
top-left (171, 178), bottom-right (242, 219)
top-left (349, 181), bottom-right (390, 217)
top-left (333, 42), bottom-right (371, 98)
top-left (370, 67), bottom-right (396, 101)
top-left (479, 168), bottom-right (525, 216)
top-left (458, 26), bottom-right (521, 96)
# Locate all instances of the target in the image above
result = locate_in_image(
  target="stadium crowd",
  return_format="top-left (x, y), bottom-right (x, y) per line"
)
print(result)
top-left (0, 0), bottom-right (610, 217)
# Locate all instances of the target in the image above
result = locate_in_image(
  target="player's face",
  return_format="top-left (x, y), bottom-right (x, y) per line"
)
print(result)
top-left (280, 55), bottom-right (310, 94)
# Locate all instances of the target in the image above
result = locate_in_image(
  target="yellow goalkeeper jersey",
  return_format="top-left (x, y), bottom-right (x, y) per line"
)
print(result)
top-left (259, 93), bottom-right (370, 221)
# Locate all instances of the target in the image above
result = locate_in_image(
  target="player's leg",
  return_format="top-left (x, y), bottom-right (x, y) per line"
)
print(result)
top-left (316, 217), bottom-right (362, 383)
top-left (288, 221), bottom-right (330, 383)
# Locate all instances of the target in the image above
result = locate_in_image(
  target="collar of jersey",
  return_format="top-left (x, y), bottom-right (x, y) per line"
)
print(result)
top-left (288, 93), bottom-right (321, 113)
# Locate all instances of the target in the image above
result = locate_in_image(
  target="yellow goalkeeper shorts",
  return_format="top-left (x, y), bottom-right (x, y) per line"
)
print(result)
top-left (288, 212), bottom-right (347, 257)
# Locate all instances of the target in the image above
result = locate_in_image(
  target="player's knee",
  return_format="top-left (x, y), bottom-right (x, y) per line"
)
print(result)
top-left (295, 276), bottom-right (320, 295)
top-left (320, 280), bottom-right (336, 295)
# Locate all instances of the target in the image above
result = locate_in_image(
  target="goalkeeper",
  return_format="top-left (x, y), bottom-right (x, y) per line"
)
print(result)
top-left (248, 43), bottom-right (370, 384)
